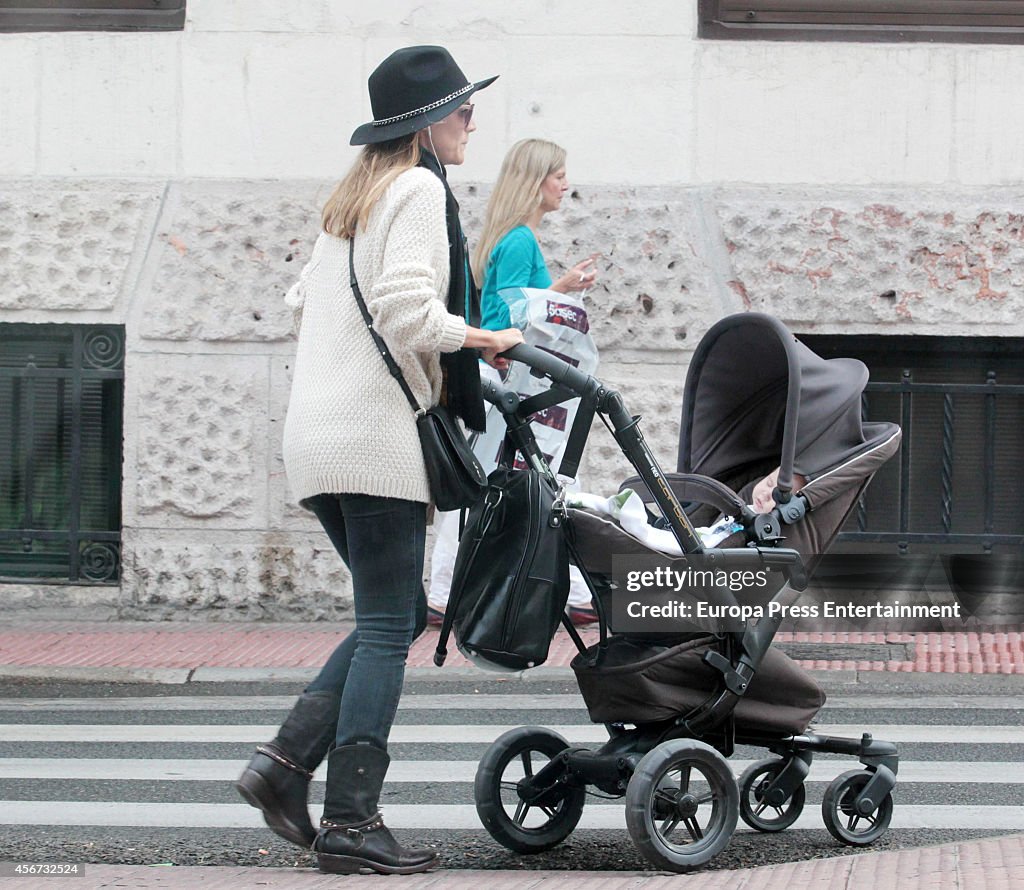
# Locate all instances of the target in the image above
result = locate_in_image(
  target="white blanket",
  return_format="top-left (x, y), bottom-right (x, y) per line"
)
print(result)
top-left (566, 489), bottom-right (743, 555)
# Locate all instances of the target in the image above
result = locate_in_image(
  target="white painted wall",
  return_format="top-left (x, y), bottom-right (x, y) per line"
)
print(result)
top-left (2, 0), bottom-right (1022, 186)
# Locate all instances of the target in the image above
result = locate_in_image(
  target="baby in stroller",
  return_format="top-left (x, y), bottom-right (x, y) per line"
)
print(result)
top-left (448, 312), bottom-right (903, 871)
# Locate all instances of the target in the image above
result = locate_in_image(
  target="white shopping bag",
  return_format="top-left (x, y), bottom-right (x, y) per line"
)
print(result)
top-left (472, 287), bottom-right (599, 476)
top-left (429, 287), bottom-right (600, 611)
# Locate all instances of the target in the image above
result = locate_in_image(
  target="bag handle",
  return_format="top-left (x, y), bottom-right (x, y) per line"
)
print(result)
top-left (347, 238), bottom-right (425, 416)
top-left (433, 486), bottom-right (503, 667)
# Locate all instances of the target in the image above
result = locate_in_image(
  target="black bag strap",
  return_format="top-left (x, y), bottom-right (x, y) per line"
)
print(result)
top-left (557, 396), bottom-right (595, 480)
top-left (434, 487), bottom-right (501, 667)
top-left (347, 238), bottom-right (424, 416)
top-left (518, 386), bottom-right (573, 417)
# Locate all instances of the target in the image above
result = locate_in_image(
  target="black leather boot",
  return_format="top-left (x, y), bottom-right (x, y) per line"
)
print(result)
top-left (235, 690), bottom-right (340, 847)
top-left (314, 744), bottom-right (437, 875)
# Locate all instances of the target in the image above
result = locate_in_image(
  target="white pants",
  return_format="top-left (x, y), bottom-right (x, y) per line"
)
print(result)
top-left (427, 508), bottom-right (593, 610)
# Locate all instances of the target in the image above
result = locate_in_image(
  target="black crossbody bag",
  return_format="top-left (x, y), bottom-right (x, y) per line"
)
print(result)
top-left (347, 240), bottom-right (487, 511)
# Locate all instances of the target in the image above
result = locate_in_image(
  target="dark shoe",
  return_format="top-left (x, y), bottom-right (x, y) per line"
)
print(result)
top-left (426, 604), bottom-right (445, 627)
top-left (316, 815), bottom-right (437, 875)
top-left (235, 690), bottom-right (340, 847)
top-left (236, 744), bottom-right (316, 847)
top-left (314, 744), bottom-right (437, 875)
top-left (568, 605), bottom-right (599, 626)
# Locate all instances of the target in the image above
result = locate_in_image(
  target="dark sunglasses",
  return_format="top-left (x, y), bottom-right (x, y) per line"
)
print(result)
top-left (456, 104), bottom-right (474, 127)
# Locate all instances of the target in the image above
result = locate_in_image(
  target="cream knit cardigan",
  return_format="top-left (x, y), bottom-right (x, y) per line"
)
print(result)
top-left (282, 167), bottom-right (468, 505)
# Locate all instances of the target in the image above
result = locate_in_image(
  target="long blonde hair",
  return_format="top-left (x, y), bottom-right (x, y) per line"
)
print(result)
top-left (321, 135), bottom-right (422, 238)
top-left (470, 138), bottom-right (566, 286)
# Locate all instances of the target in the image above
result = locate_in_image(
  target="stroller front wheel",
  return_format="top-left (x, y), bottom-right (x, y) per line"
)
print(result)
top-left (474, 726), bottom-right (586, 854)
top-left (821, 769), bottom-right (894, 846)
top-left (738, 758), bottom-right (806, 832)
top-left (625, 739), bottom-right (739, 872)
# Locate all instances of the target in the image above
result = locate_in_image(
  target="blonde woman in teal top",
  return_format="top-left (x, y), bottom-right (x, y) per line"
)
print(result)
top-left (428, 138), bottom-right (601, 627)
top-left (472, 139), bottom-right (598, 330)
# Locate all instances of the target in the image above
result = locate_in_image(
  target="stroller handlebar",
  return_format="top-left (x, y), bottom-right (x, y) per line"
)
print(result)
top-left (500, 343), bottom-right (594, 396)
top-left (480, 376), bottom-right (519, 412)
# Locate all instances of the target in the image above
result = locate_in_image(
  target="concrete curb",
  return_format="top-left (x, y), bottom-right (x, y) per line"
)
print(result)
top-left (0, 666), bottom-right (193, 684)
top-left (188, 667), bottom-right (319, 684)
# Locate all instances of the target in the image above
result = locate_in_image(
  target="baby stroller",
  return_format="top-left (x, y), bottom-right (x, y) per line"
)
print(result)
top-left (462, 312), bottom-right (903, 871)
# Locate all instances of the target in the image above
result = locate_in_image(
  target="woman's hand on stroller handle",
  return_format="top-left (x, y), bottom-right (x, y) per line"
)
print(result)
top-left (480, 343), bottom-right (598, 415)
top-left (471, 327), bottom-right (524, 370)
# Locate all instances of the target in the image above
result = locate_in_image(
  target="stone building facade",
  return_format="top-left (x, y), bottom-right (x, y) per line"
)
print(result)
top-left (1, 2), bottom-right (1022, 618)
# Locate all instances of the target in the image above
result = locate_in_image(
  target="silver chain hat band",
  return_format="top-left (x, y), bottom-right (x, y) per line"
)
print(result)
top-left (372, 82), bottom-right (474, 127)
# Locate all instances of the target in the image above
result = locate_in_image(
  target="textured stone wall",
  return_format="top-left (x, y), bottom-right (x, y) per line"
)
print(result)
top-left (138, 183), bottom-right (326, 342)
top-left (0, 183), bottom-right (161, 314)
top-left (3, 178), bottom-right (1024, 617)
top-left (715, 192), bottom-right (1024, 330)
top-left (132, 354), bottom-right (269, 522)
top-left (119, 528), bottom-right (352, 620)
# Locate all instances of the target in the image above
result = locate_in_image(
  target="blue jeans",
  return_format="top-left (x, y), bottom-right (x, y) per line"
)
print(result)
top-left (302, 493), bottom-right (428, 751)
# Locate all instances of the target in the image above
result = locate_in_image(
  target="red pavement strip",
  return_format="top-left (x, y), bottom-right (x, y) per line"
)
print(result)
top-left (0, 622), bottom-right (1021, 672)
top-left (4, 834), bottom-right (1020, 888)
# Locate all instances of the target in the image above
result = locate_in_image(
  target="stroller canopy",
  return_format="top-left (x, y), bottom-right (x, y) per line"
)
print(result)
top-left (679, 313), bottom-right (887, 493)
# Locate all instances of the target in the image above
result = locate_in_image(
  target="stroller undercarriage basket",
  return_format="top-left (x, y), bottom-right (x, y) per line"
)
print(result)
top-left (572, 634), bottom-right (825, 734)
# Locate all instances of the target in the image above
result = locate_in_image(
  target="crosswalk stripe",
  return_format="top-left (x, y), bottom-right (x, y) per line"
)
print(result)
top-left (1, 694), bottom-right (1022, 712)
top-left (2, 723), bottom-right (1021, 744)
top-left (2, 686), bottom-right (1019, 844)
top-left (0, 801), bottom-right (1021, 831)
top-left (0, 695), bottom-right (586, 712)
top-left (0, 758), bottom-right (1019, 785)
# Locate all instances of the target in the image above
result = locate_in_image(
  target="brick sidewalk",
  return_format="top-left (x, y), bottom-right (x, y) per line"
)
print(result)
top-left (3, 834), bottom-right (1020, 889)
top-left (0, 620), bottom-right (1021, 673)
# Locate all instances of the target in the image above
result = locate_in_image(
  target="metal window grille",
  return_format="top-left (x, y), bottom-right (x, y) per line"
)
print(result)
top-left (699, 1), bottom-right (1024, 43)
top-left (0, 1), bottom-right (185, 32)
top-left (0, 324), bottom-right (124, 584)
top-left (799, 334), bottom-right (1024, 555)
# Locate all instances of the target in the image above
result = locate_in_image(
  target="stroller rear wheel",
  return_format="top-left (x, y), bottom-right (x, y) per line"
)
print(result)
top-left (625, 739), bottom-right (739, 871)
top-left (738, 758), bottom-right (806, 832)
top-left (821, 769), bottom-right (893, 846)
top-left (474, 726), bottom-right (586, 854)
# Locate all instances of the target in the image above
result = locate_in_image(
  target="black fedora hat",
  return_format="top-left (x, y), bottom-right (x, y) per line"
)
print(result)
top-left (350, 46), bottom-right (498, 146)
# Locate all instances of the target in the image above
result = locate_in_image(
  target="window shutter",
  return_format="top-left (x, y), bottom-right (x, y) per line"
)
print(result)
top-left (0, 325), bottom-right (124, 584)
top-left (701, 0), bottom-right (1024, 42)
top-left (0, 1), bottom-right (185, 32)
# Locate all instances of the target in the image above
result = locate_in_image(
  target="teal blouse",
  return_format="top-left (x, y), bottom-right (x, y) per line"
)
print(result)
top-left (479, 225), bottom-right (552, 331)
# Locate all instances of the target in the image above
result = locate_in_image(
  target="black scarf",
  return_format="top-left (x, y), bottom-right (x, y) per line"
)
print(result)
top-left (418, 150), bottom-right (487, 432)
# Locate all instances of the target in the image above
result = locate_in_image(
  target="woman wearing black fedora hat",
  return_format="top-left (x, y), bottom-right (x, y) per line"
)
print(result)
top-left (235, 46), bottom-right (522, 875)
